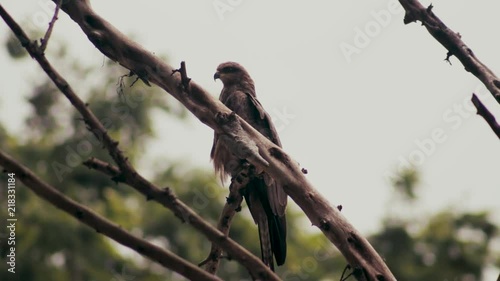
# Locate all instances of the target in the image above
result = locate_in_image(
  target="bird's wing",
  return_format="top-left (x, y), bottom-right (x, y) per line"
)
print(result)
top-left (244, 92), bottom-right (287, 217)
top-left (244, 93), bottom-right (282, 147)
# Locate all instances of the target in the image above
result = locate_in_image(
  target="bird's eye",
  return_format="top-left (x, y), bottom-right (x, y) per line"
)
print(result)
top-left (224, 67), bottom-right (236, 73)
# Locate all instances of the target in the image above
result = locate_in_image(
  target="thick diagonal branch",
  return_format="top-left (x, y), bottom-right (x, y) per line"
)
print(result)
top-left (398, 0), bottom-right (500, 103)
top-left (0, 150), bottom-right (222, 281)
top-left (4, 1), bottom-right (397, 279)
top-left (471, 94), bottom-right (500, 139)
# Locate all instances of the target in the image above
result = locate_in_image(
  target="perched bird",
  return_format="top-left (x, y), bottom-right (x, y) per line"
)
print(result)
top-left (211, 62), bottom-right (287, 270)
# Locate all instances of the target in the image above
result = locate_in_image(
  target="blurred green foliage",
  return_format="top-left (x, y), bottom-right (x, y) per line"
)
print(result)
top-left (0, 35), bottom-right (498, 281)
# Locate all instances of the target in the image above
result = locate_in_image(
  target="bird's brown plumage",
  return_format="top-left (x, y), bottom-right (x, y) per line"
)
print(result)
top-left (211, 62), bottom-right (287, 270)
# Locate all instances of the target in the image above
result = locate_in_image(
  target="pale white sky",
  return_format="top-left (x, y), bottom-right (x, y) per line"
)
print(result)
top-left (1, 0), bottom-right (499, 269)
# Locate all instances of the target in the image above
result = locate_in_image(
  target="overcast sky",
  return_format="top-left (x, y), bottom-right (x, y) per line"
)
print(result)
top-left (1, 0), bottom-right (499, 252)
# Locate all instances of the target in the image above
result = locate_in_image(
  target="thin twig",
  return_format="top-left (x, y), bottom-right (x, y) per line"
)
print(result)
top-left (200, 164), bottom-right (251, 274)
top-left (172, 61), bottom-right (191, 91)
top-left (398, 0), bottom-right (500, 103)
top-left (340, 264), bottom-right (353, 281)
top-left (0, 150), bottom-right (223, 281)
top-left (471, 94), bottom-right (500, 139)
top-left (40, 0), bottom-right (62, 52)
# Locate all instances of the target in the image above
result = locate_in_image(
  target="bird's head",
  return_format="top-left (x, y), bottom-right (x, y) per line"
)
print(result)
top-left (214, 61), bottom-right (253, 87)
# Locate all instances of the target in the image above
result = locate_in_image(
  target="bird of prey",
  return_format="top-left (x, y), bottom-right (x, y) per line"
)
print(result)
top-left (211, 62), bottom-right (287, 270)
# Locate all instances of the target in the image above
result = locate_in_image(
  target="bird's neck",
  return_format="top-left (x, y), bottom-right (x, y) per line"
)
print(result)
top-left (226, 76), bottom-right (256, 96)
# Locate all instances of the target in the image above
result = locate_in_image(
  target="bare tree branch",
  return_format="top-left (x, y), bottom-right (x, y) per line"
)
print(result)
top-left (0, 6), bottom-right (280, 280)
top-left (199, 164), bottom-right (250, 274)
top-left (471, 94), bottom-right (500, 139)
top-left (0, 150), bottom-right (223, 281)
top-left (80, 158), bottom-right (278, 280)
top-left (84, 157), bottom-right (247, 275)
top-left (40, 0), bottom-right (61, 52)
top-left (84, 158), bottom-right (252, 276)
top-left (398, 0), bottom-right (500, 104)
top-left (36, 1), bottom-right (396, 280)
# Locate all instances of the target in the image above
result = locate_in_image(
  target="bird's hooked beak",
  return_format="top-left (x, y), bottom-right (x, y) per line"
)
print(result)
top-left (213, 71), bottom-right (220, 81)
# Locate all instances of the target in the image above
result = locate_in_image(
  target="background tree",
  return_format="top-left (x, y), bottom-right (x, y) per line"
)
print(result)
top-left (370, 169), bottom-right (499, 281)
top-left (1, 1), bottom-right (499, 280)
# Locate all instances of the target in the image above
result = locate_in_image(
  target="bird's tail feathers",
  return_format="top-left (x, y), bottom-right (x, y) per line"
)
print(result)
top-left (269, 214), bottom-right (287, 266)
top-left (246, 177), bottom-right (287, 271)
top-left (257, 217), bottom-right (275, 271)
